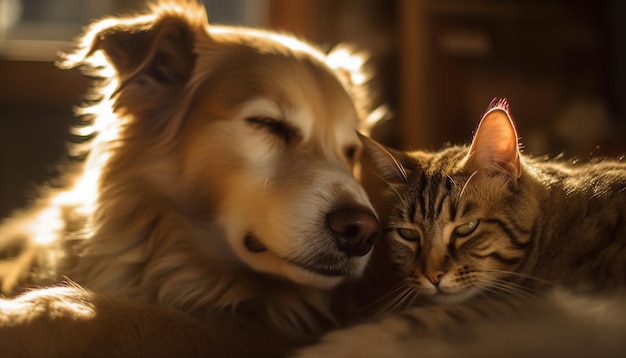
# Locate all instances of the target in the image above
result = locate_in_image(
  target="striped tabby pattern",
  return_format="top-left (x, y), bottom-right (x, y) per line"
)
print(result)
top-left (365, 98), bottom-right (626, 310)
top-left (295, 98), bottom-right (626, 357)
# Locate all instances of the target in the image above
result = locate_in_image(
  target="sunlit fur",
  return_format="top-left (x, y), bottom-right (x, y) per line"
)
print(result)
top-left (0, 0), bottom-right (377, 340)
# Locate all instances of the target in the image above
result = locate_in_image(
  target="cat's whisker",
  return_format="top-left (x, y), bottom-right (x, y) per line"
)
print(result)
top-left (393, 287), bottom-right (418, 312)
top-left (479, 279), bottom-right (537, 299)
top-left (375, 284), bottom-right (416, 317)
top-left (473, 275), bottom-right (542, 301)
top-left (459, 171), bottom-right (478, 199)
top-left (473, 282), bottom-right (523, 301)
top-left (374, 173), bottom-right (404, 198)
top-left (380, 287), bottom-right (412, 312)
top-left (373, 281), bottom-right (410, 308)
top-left (471, 285), bottom-right (494, 301)
top-left (481, 269), bottom-right (555, 287)
top-left (445, 174), bottom-right (458, 187)
top-left (368, 280), bottom-right (411, 309)
top-left (395, 284), bottom-right (426, 311)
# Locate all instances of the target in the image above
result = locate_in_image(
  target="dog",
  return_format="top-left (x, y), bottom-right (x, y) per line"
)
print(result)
top-left (0, 1), bottom-right (379, 355)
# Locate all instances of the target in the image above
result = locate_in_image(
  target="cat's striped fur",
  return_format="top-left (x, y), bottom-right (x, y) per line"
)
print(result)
top-left (370, 99), bottom-right (626, 307)
top-left (296, 98), bottom-right (626, 357)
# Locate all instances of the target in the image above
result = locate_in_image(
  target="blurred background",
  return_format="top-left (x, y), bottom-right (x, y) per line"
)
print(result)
top-left (0, 0), bottom-right (625, 217)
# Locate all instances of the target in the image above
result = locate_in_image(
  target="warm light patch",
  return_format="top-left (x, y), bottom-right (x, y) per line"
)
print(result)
top-left (28, 206), bottom-right (64, 246)
top-left (326, 47), bottom-right (367, 85)
top-left (32, 93), bottom-right (122, 246)
top-left (0, 286), bottom-right (96, 326)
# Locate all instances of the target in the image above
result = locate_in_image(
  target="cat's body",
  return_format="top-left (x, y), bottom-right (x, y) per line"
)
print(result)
top-left (297, 99), bottom-right (626, 357)
top-left (371, 99), bottom-right (626, 307)
top-left (381, 143), bottom-right (626, 300)
top-left (519, 157), bottom-right (626, 290)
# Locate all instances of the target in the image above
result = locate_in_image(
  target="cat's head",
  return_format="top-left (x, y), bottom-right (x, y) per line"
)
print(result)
top-left (363, 99), bottom-right (536, 305)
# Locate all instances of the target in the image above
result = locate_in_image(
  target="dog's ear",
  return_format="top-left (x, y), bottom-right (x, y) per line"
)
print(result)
top-left (91, 17), bottom-right (195, 85)
top-left (58, 4), bottom-right (208, 144)
top-left (61, 5), bottom-right (204, 87)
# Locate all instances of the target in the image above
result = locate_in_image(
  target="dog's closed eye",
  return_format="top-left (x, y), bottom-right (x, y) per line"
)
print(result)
top-left (246, 116), bottom-right (295, 144)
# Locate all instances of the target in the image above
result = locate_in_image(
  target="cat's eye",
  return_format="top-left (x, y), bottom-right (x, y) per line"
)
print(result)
top-left (246, 116), bottom-right (293, 144)
top-left (397, 228), bottom-right (421, 242)
top-left (454, 220), bottom-right (479, 237)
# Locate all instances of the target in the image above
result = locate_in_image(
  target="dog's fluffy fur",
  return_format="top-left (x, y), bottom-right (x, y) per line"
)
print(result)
top-left (0, 1), bottom-right (378, 355)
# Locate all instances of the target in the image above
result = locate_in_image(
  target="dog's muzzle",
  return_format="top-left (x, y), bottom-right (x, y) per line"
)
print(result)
top-left (327, 206), bottom-right (379, 257)
top-left (243, 206), bottom-right (379, 258)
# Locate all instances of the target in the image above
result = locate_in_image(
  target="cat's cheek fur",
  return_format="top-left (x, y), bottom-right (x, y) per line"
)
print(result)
top-left (388, 238), bottom-right (416, 276)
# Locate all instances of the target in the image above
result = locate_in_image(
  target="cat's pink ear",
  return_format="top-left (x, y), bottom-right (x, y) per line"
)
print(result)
top-left (464, 99), bottom-right (521, 178)
top-left (359, 133), bottom-right (409, 184)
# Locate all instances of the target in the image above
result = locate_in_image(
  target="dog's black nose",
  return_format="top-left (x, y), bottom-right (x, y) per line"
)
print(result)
top-left (328, 206), bottom-right (379, 257)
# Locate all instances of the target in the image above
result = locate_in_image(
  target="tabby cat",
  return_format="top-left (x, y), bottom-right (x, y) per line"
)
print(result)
top-left (296, 98), bottom-right (626, 357)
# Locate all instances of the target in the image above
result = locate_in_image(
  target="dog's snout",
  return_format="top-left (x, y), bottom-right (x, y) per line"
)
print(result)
top-left (328, 207), bottom-right (379, 257)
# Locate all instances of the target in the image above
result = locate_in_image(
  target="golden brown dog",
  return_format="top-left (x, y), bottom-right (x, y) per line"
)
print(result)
top-left (0, 1), bottom-right (378, 356)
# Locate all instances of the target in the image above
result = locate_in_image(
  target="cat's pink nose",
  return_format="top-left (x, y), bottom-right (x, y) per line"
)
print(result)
top-left (426, 271), bottom-right (446, 286)
top-left (328, 206), bottom-right (379, 257)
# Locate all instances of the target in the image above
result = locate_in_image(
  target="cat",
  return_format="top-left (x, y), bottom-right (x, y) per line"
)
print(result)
top-left (295, 98), bottom-right (626, 357)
